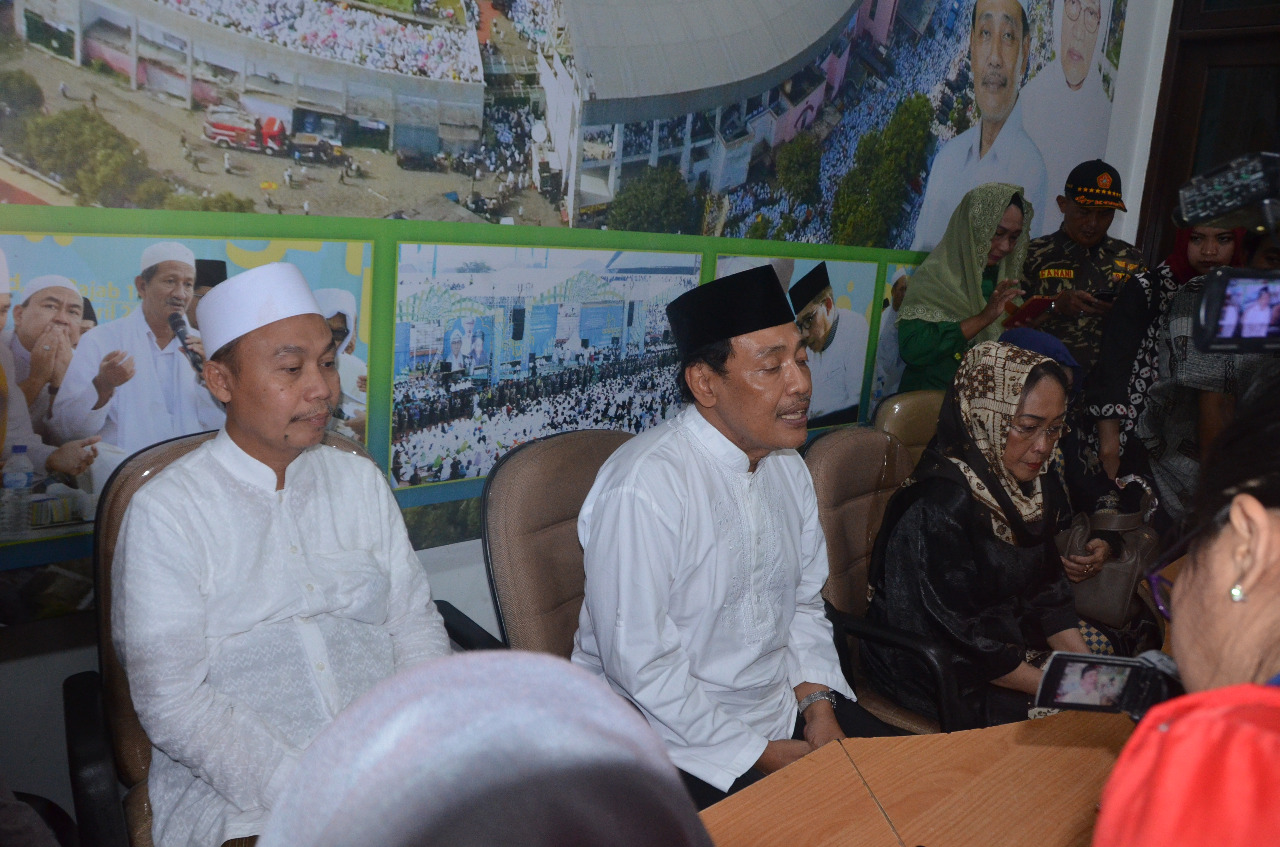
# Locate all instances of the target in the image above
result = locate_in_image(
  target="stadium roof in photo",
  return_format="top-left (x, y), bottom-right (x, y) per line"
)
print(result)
top-left (565, 0), bottom-right (860, 125)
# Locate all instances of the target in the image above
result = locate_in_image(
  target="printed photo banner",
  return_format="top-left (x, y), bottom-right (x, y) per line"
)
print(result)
top-left (870, 262), bottom-right (919, 410)
top-left (0, 202), bottom-right (926, 572)
top-left (0, 232), bottom-right (372, 545)
top-left (391, 244), bottom-right (699, 489)
top-left (0, 0), bottom-right (1127, 248)
top-left (713, 255), bottom-right (880, 425)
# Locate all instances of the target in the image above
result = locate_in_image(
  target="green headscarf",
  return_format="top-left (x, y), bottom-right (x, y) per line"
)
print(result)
top-left (898, 182), bottom-right (1033, 346)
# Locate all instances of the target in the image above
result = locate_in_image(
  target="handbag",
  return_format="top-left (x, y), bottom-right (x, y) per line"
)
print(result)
top-left (1055, 478), bottom-right (1160, 629)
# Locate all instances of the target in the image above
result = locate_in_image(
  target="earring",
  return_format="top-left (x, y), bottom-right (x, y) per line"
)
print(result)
top-left (1230, 583), bottom-right (1247, 603)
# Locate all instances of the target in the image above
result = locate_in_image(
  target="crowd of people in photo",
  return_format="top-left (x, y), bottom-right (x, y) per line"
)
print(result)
top-left (658, 117), bottom-right (684, 151)
top-left (506, 0), bottom-right (555, 47)
top-left (156, 0), bottom-right (483, 82)
top-left (478, 103), bottom-right (535, 184)
top-left (723, 16), bottom-right (971, 245)
top-left (390, 346), bottom-right (680, 486)
top-left (621, 122), bottom-right (650, 158)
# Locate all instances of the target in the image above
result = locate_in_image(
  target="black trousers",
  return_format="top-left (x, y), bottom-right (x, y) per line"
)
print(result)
top-left (678, 693), bottom-right (905, 810)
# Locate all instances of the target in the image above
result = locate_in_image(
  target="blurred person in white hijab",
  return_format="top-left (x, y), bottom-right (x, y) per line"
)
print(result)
top-left (258, 652), bottom-right (712, 847)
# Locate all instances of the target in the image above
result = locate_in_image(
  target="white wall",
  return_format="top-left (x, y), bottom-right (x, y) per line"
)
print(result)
top-left (1105, 1), bottom-right (1176, 246)
top-left (417, 539), bottom-right (500, 638)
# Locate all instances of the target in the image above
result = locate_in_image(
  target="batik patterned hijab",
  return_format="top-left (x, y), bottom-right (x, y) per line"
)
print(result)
top-left (916, 341), bottom-right (1055, 545)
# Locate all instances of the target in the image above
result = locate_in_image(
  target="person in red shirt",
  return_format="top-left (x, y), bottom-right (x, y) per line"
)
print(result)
top-left (1093, 361), bottom-right (1280, 846)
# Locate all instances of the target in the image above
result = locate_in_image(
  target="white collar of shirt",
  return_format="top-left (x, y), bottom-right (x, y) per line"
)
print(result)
top-left (208, 427), bottom-right (310, 492)
top-left (961, 97), bottom-right (1027, 165)
top-left (143, 320), bottom-right (182, 354)
top-left (682, 405), bottom-right (754, 474)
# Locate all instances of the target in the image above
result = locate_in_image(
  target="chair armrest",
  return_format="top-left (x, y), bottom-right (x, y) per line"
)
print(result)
top-left (435, 600), bottom-right (504, 650)
top-left (63, 670), bottom-right (129, 847)
top-left (826, 606), bottom-right (971, 732)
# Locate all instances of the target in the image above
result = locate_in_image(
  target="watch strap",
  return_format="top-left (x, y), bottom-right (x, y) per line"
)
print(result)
top-left (797, 689), bottom-right (839, 715)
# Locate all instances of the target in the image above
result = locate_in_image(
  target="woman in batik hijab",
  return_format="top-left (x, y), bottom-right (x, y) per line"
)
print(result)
top-left (863, 342), bottom-right (1107, 727)
top-left (897, 182), bottom-right (1032, 392)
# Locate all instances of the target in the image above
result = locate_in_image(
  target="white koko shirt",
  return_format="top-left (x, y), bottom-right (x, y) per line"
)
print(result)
top-left (0, 337), bottom-right (56, 472)
top-left (911, 99), bottom-right (1050, 253)
top-left (51, 307), bottom-right (225, 455)
top-left (113, 430), bottom-right (450, 847)
top-left (571, 406), bottom-right (853, 791)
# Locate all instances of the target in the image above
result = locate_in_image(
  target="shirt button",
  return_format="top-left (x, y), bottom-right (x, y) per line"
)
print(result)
top-left (306, 584), bottom-right (314, 592)
top-left (316, 662), bottom-right (325, 672)
top-left (290, 545), bottom-right (299, 554)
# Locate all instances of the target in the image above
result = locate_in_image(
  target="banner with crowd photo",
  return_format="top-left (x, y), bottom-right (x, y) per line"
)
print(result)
top-left (1, 0), bottom-right (1126, 245)
top-left (391, 244), bottom-right (699, 489)
top-left (0, 231), bottom-right (372, 548)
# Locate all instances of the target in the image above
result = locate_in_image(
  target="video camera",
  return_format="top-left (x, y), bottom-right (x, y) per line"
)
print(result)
top-left (1035, 651), bottom-right (1184, 722)
top-left (1176, 153), bottom-right (1280, 353)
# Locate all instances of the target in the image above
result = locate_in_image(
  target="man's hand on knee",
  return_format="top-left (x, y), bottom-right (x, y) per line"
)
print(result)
top-left (801, 700), bottom-right (846, 750)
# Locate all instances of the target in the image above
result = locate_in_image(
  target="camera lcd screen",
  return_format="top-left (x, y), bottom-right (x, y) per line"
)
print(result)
top-left (1214, 277), bottom-right (1280, 341)
top-left (1035, 652), bottom-right (1152, 714)
top-left (1051, 662), bottom-right (1129, 708)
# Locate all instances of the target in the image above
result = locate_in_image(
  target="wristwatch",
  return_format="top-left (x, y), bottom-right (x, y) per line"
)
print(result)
top-left (797, 689), bottom-right (839, 715)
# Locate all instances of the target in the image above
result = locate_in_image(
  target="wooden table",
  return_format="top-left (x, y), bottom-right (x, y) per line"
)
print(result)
top-left (699, 740), bottom-right (900, 847)
top-left (701, 711), bottom-right (1135, 847)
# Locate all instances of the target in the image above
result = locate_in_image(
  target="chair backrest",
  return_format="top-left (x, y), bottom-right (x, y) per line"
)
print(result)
top-left (481, 429), bottom-right (634, 657)
top-left (872, 390), bottom-right (945, 466)
top-left (803, 427), bottom-right (914, 617)
top-left (94, 430), bottom-right (373, 797)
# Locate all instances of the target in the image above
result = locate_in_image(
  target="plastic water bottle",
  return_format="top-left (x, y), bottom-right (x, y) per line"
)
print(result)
top-left (2, 444), bottom-right (34, 536)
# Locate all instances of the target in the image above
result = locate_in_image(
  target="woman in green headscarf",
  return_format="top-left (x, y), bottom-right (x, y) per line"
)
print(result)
top-left (898, 182), bottom-right (1032, 391)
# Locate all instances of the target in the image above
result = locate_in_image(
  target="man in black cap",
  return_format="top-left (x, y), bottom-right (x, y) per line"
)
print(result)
top-left (571, 265), bottom-right (895, 812)
top-left (186, 259), bottom-right (228, 330)
top-left (1021, 159), bottom-right (1147, 371)
top-left (788, 262), bottom-right (868, 423)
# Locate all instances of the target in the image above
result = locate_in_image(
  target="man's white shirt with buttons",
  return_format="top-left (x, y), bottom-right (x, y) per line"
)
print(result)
top-left (571, 405), bottom-right (852, 791)
top-left (113, 429), bottom-right (450, 847)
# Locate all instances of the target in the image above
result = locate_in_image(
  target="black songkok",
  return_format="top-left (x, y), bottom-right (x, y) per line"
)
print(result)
top-left (666, 265), bottom-right (795, 359)
top-left (196, 259), bottom-right (228, 290)
top-left (787, 262), bottom-right (831, 313)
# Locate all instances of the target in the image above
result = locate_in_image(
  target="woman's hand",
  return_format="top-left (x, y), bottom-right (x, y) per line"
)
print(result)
top-left (983, 279), bottom-right (1024, 322)
top-left (961, 279), bottom-right (1024, 340)
top-left (1062, 538), bottom-right (1112, 583)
